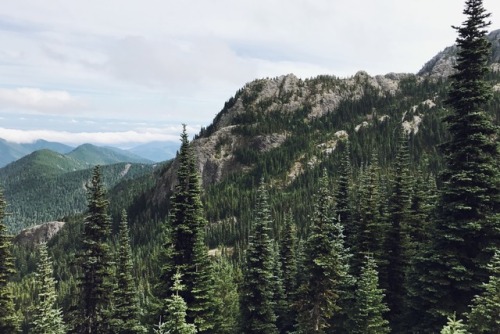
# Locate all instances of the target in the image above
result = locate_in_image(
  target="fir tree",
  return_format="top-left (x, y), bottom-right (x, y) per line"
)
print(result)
top-left (423, 0), bottom-right (500, 326)
top-left (112, 210), bottom-right (146, 334)
top-left (158, 126), bottom-right (214, 332)
top-left (279, 210), bottom-right (298, 333)
top-left (440, 314), bottom-right (468, 334)
top-left (155, 271), bottom-right (197, 334)
top-left (239, 181), bottom-right (278, 334)
top-left (0, 188), bottom-right (20, 333)
top-left (335, 139), bottom-right (354, 249)
top-left (352, 256), bottom-right (390, 334)
top-left (467, 251), bottom-right (500, 334)
top-left (382, 129), bottom-right (412, 331)
top-left (76, 165), bottom-right (114, 333)
top-left (297, 170), bottom-right (351, 333)
top-left (30, 243), bottom-right (66, 334)
top-left (211, 256), bottom-right (240, 334)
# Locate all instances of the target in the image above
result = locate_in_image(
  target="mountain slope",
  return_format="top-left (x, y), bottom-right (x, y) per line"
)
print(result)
top-left (127, 141), bottom-right (180, 162)
top-left (67, 143), bottom-right (153, 165)
top-left (0, 139), bottom-right (73, 168)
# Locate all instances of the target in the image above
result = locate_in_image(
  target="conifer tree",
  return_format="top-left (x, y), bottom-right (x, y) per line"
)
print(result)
top-left (440, 314), bottom-right (468, 334)
top-left (297, 170), bottom-right (351, 333)
top-left (112, 211), bottom-right (146, 334)
top-left (335, 139), bottom-right (354, 248)
top-left (211, 256), bottom-right (239, 334)
top-left (158, 126), bottom-right (214, 332)
top-left (423, 0), bottom-right (500, 326)
top-left (467, 251), bottom-right (500, 333)
top-left (239, 181), bottom-right (278, 334)
top-left (76, 165), bottom-right (113, 333)
top-left (155, 271), bottom-right (197, 334)
top-left (279, 210), bottom-right (298, 333)
top-left (352, 256), bottom-right (390, 334)
top-left (0, 189), bottom-right (20, 333)
top-left (382, 129), bottom-right (412, 331)
top-left (30, 243), bottom-right (66, 334)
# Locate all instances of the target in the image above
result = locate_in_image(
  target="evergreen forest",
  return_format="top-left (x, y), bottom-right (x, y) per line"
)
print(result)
top-left (1, 0), bottom-right (499, 333)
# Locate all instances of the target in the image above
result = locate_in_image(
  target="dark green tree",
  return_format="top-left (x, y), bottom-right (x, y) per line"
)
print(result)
top-left (112, 210), bottom-right (146, 334)
top-left (422, 0), bottom-right (500, 326)
top-left (278, 210), bottom-right (298, 333)
top-left (155, 271), bottom-right (197, 334)
top-left (297, 170), bottom-right (351, 333)
top-left (30, 243), bottom-right (66, 334)
top-left (467, 251), bottom-right (500, 333)
top-left (352, 256), bottom-right (390, 334)
top-left (76, 165), bottom-right (113, 333)
top-left (0, 189), bottom-right (20, 333)
top-left (382, 129), bottom-right (412, 331)
top-left (158, 126), bottom-right (214, 332)
top-left (239, 181), bottom-right (278, 334)
top-left (335, 138), bottom-right (354, 248)
top-left (211, 255), bottom-right (240, 334)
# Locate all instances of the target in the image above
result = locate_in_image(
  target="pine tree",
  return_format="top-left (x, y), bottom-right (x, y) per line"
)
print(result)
top-left (158, 126), bottom-right (214, 332)
top-left (239, 181), bottom-right (278, 334)
top-left (352, 256), bottom-right (390, 334)
top-left (112, 210), bottom-right (146, 334)
top-left (0, 188), bottom-right (20, 333)
top-left (30, 243), bottom-right (66, 334)
top-left (335, 139), bottom-right (354, 249)
top-left (382, 129), bottom-right (412, 331)
top-left (297, 170), bottom-right (351, 333)
top-left (279, 210), bottom-right (298, 333)
top-left (211, 256), bottom-right (240, 334)
top-left (423, 0), bottom-right (500, 326)
top-left (440, 314), bottom-right (468, 334)
top-left (467, 251), bottom-right (500, 333)
top-left (155, 271), bottom-right (197, 334)
top-left (76, 165), bottom-right (114, 333)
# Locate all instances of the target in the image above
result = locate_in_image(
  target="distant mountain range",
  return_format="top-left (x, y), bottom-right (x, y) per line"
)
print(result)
top-left (0, 139), bottom-right (179, 167)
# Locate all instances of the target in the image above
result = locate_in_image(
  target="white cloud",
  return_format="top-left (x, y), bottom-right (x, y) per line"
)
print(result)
top-left (0, 87), bottom-right (85, 113)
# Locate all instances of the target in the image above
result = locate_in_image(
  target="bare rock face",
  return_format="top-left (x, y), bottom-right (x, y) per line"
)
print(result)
top-left (14, 221), bottom-right (66, 246)
top-left (418, 29), bottom-right (500, 78)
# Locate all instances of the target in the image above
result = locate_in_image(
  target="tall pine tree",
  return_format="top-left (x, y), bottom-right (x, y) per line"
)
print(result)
top-left (158, 126), bottom-right (214, 333)
top-left (0, 188), bottom-right (20, 333)
top-left (422, 0), bottom-right (500, 327)
top-left (30, 243), bottom-right (66, 334)
top-left (297, 170), bottom-right (351, 333)
top-left (76, 165), bottom-right (114, 333)
top-left (239, 181), bottom-right (278, 334)
top-left (112, 210), bottom-right (146, 334)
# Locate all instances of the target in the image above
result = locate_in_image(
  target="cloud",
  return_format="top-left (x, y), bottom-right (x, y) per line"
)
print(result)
top-left (0, 87), bottom-right (85, 113)
top-left (0, 125), bottom-right (200, 146)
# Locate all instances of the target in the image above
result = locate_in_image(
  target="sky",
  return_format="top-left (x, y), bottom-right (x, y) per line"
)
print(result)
top-left (1, 0), bottom-right (500, 148)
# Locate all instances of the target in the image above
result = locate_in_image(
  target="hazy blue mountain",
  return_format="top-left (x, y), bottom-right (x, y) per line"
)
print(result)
top-left (0, 139), bottom-right (74, 168)
top-left (66, 143), bottom-right (153, 166)
top-left (127, 141), bottom-right (180, 162)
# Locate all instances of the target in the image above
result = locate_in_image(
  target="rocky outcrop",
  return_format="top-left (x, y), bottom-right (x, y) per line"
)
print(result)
top-left (14, 221), bottom-right (65, 246)
top-left (418, 29), bottom-right (500, 78)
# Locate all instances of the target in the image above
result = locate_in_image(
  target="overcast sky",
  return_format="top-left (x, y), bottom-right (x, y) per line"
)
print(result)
top-left (1, 0), bottom-right (499, 147)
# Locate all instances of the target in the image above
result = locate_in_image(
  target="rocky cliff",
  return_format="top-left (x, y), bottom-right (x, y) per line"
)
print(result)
top-left (14, 221), bottom-right (66, 247)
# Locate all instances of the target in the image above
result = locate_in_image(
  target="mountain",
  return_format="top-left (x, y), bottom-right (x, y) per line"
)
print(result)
top-left (67, 143), bottom-right (153, 165)
top-left (127, 141), bottom-right (180, 162)
top-left (418, 28), bottom-right (500, 77)
top-left (0, 139), bottom-right (73, 168)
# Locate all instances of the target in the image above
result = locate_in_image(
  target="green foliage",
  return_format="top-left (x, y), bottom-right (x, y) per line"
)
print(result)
top-left (239, 181), bottom-right (278, 334)
top-left (30, 243), bottom-right (65, 334)
top-left (211, 256), bottom-right (240, 334)
top-left (440, 314), bottom-right (468, 334)
top-left (422, 0), bottom-right (500, 327)
top-left (112, 211), bottom-right (146, 334)
top-left (155, 271), bottom-right (197, 334)
top-left (296, 170), bottom-right (351, 333)
top-left (467, 251), bottom-right (500, 334)
top-left (0, 188), bottom-right (20, 333)
top-left (352, 256), bottom-right (390, 334)
top-left (75, 165), bottom-right (114, 333)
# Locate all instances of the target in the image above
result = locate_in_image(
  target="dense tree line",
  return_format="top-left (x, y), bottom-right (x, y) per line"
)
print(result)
top-left (2, 0), bottom-right (500, 333)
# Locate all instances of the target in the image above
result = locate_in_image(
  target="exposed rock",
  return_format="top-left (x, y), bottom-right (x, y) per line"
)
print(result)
top-left (355, 121), bottom-right (369, 132)
top-left (14, 221), bottom-right (65, 247)
top-left (403, 115), bottom-right (423, 135)
top-left (251, 133), bottom-right (288, 152)
top-left (418, 29), bottom-right (500, 78)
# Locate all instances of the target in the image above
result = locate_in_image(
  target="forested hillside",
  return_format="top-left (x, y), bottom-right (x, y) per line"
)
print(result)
top-left (1, 1), bottom-right (499, 333)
